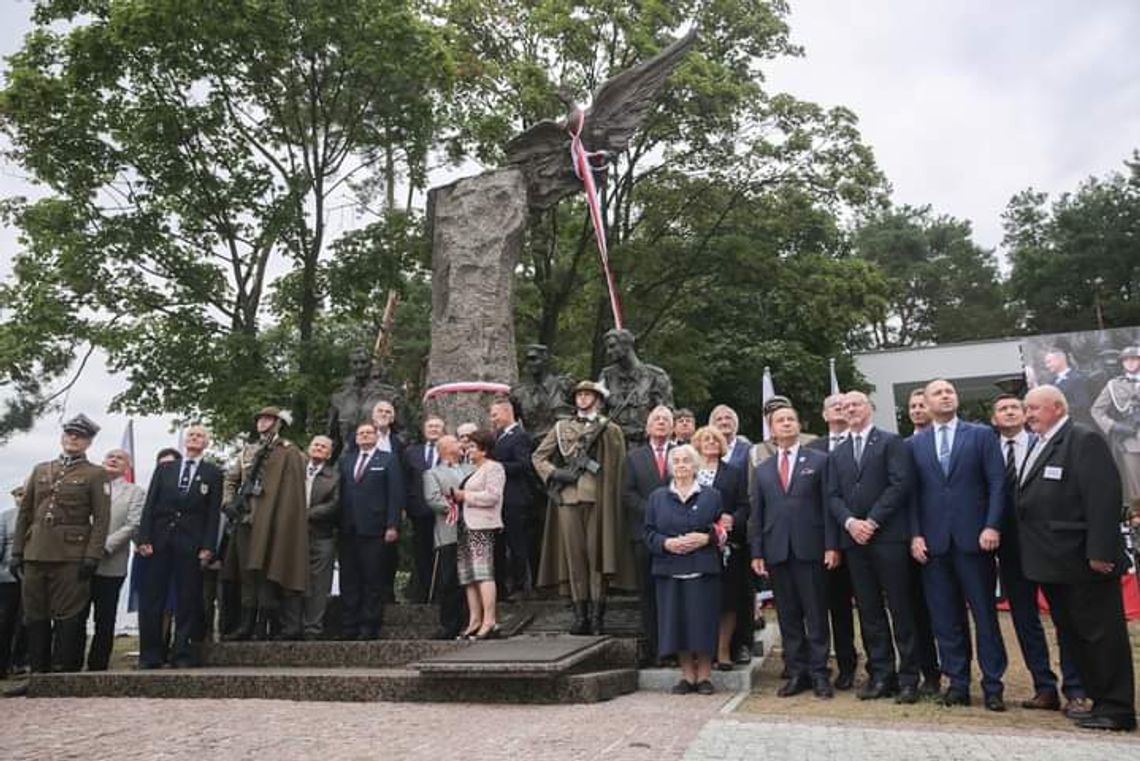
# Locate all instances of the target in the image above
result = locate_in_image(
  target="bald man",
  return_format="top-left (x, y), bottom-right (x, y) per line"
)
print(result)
top-left (1018, 385), bottom-right (1135, 731)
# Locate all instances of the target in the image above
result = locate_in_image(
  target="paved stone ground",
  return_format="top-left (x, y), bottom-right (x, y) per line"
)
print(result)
top-left (685, 716), bottom-right (1139, 760)
top-left (0, 693), bottom-right (723, 761)
top-left (4, 692), bottom-right (1137, 760)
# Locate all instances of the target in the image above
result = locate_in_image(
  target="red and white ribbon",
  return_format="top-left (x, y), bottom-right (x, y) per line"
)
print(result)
top-left (568, 109), bottom-right (624, 330)
top-left (422, 381), bottom-right (512, 403)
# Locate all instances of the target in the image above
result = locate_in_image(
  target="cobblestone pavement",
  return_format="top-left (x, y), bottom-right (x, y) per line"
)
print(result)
top-left (684, 716), bottom-right (1139, 761)
top-left (3, 694), bottom-right (1137, 760)
top-left (0, 693), bottom-right (724, 761)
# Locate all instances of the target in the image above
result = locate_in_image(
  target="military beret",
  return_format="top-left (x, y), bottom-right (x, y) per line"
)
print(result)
top-left (62, 413), bottom-right (100, 439)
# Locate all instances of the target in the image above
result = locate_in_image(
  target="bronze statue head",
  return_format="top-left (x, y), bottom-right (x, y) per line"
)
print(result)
top-left (603, 328), bottom-right (636, 365)
top-left (349, 347), bottom-right (373, 383)
top-left (524, 344), bottom-right (550, 379)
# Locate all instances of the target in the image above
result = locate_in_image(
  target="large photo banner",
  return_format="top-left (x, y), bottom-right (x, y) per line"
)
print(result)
top-left (1020, 326), bottom-right (1140, 508)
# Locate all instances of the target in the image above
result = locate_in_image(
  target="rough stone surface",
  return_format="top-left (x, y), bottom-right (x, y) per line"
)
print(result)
top-left (425, 168), bottom-right (528, 429)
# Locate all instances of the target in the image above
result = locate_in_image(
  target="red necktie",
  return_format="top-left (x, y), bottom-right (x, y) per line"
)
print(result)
top-left (654, 446), bottom-right (666, 480)
top-left (779, 449), bottom-right (791, 492)
top-left (354, 452), bottom-right (368, 482)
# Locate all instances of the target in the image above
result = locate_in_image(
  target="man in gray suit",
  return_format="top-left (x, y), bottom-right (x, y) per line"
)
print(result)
top-left (303, 435), bottom-right (340, 640)
top-left (424, 435), bottom-right (474, 639)
top-left (83, 449), bottom-right (144, 671)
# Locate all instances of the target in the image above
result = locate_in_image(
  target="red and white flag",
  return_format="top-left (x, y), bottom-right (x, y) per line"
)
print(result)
top-left (120, 419), bottom-right (136, 484)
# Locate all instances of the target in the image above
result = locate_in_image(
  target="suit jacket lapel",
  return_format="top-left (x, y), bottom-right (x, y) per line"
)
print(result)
top-left (1021, 424), bottom-right (1066, 488)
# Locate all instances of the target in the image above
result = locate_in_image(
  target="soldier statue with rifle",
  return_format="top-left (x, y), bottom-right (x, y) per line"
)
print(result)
top-left (533, 381), bottom-right (635, 635)
top-left (598, 328), bottom-right (674, 446)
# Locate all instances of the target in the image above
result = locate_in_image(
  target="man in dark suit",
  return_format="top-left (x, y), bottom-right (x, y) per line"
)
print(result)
top-left (490, 398), bottom-right (536, 599)
top-left (137, 425), bottom-right (223, 668)
top-left (1018, 385), bottom-right (1136, 731)
top-left (370, 400), bottom-right (406, 603)
top-left (1044, 347), bottom-right (1093, 428)
top-left (992, 394), bottom-right (1087, 714)
top-left (303, 435), bottom-right (340, 640)
top-left (623, 404), bottom-right (674, 665)
top-left (710, 404), bottom-right (752, 472)
top-left (402, 416), bottom-right (445, 604)
top-left (339, 421), bottom-right (403, 639)
top-left (751, 403), bottom-right (839, 699)
top-left (910, 379), bottom-right (1008, 710)
top-left (905, 387), bottom-right (942, 694)
top-left (828, 391), bottom-right (919, 703)
top-left (805, 392), bottom-right (858, 691)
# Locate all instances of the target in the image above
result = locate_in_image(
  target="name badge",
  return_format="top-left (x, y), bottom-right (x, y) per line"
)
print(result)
top-left (1043, 466), bottom-right (1063, 481)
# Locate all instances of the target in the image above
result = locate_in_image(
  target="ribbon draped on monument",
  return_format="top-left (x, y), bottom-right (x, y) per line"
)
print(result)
top-left (568, 109), bottom-right (624, 330)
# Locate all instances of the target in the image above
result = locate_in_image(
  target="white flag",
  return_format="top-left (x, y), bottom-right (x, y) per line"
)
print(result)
top-left (762, 366), bottom-right (775, 441)
top-left (829, 357), bottom-right (841, 396)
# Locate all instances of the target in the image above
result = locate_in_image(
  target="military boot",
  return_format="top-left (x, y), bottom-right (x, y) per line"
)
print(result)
top-left (590, 599), bottom-right (606, 636)
top-left (25, 620), bottom-right (52, 674)
top-left (52, 616), bottom-right (86, 673)
top-left (249, 611), bottom-right (271, 641)
top-left (569, 602), bottom-right (591, 635)
top-left (223, 608), bottom-right (256, 641)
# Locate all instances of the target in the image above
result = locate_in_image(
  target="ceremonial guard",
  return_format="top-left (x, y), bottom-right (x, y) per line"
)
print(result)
top-left (223, 407), bottom-right (309, 640)
top-left (533, 381), bottom-right (634, 634)
top-left (1091, 345), bottom-right (1140, 503)
top-left (10, 414), bottom-right (110, 679)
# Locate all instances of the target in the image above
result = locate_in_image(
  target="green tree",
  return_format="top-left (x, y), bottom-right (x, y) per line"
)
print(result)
top-left (854, 205), bottom-right (1013, 348)
top-left (0, 0), bottom-right (451, 441)
top-left (1005, 153), bottom-right (1140, 332)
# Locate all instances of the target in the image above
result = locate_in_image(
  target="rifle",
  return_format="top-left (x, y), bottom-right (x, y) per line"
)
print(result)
top-left (546, 396), bottom-right (631, 502)
top-left (222, 435), bottom-right (277, 530)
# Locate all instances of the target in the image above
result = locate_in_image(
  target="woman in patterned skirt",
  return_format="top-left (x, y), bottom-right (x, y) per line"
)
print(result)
top-left (453, 430), bottom-right (505, 639)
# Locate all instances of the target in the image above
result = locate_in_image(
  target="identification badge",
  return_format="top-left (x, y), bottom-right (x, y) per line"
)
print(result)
top-left (103, 483), bottom-right (111, 496)
top-left (1043, 466), bottom-right (1063, 480)
top-left (200, 483), bottom-right (209, 495)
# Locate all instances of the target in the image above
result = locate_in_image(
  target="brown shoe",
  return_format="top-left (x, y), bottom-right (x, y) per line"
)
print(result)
top-left (1021, 689), bottom-right (1061, 710)
top-left (1063, 697), bottom-right (1093, 719)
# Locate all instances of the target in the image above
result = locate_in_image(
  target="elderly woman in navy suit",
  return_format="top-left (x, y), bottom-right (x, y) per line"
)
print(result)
top-left (645, 444), bottom-right (724, 695)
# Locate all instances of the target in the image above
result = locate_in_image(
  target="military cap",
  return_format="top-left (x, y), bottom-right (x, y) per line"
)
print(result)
top-left (762, 395), bottom-right (793, 417)
top-left (254, 406), bottom-right (282, 421)
top-left (62, 413), bottom-right (100, 438)
top-left (574, 380), bottom-right (610, 400)
top-left (1120, 346), bottom-right (1140, 361)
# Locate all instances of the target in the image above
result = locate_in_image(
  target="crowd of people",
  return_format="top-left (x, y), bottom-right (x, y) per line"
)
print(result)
top-left (0, 362), bottom-right (1137, 733)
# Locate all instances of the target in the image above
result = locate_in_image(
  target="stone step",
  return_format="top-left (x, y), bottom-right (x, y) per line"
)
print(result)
top-left (202, 639), bottom-right (470, 668)
top-left (636, 618), bottom-right (778, 694)
top-left (413, 635), bottom-right (637, 677)
top-left (28, 665), bottom-right (638, 704)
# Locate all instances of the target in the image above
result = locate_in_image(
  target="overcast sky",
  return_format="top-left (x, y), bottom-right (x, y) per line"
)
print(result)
top-left (1, 0), bottom-right (1138, 491)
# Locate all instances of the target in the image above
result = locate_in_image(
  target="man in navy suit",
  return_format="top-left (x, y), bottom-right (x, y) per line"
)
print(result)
top-left (137, 425), bottom-right (223, 668)
top-left (992, 394), bottom-right (1087, 714)
top-left (710, 405), bottom-right (752, 472)
top-left (806, 392), bottom-right (858, 691)
top-left (402, 416), bottom-right (445, 603)
top-left (1043, 348), bottom-right (1093, 427)
top-left (339, 421), bottom-right (404, 639)
top-left (751, 403), bottom-right (839, 699)
top-left (910, 379), bottom-right (1008, 710)
top-left (490, 398), bottom-right (536, 599)
top-left (828, 391), bottom-right (919, 703)
top-left (623, 404), bottom-right (674, 665)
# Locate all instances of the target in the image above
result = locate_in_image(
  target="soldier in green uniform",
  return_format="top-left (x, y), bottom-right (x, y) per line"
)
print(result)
top-left (533, 381), bottom-right (635, 635)
top-left (1092, 346), bottom-right (1140, 506)
top-left (10, 414), bottom-right (110, 678)
top-left (222, 407), bottom-right (309, 641)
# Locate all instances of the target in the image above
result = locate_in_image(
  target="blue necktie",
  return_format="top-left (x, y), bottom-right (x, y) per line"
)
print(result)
top-left (179, 460), bottom-right (194, 493)
top-left (937, 426), bottom-right (951, 476)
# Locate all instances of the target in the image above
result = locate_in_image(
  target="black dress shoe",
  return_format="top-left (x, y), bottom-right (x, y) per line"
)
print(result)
top-left (777, 676), bottom-right (811, 698)
top-left (715, 661), bottom-right (734, 672)
top-left (984, 694), bottom-right (1006, 712)
top-left (732, 645), bottom-right (753, 665)
top-left (1076, 714), bottom-right (1137, 732)
top-left (833, 670), bottom-right (855, 691)
top-left (941, 689), bottom-right (970, 707)
top-left (813, 677), bottom-right (834, 699)
top-left (671, 679), bottom-right (695, 695)
top-left (858, 680), bottom-right (897, 700)
top-left (695, 679), bottom-right (715, 695)
top-left (895, 685), bottom-right (919, 704)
